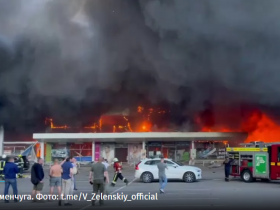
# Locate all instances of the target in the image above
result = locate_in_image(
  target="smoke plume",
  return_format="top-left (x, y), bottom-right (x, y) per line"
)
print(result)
top-left (0, 0), bottom-right (280, 130)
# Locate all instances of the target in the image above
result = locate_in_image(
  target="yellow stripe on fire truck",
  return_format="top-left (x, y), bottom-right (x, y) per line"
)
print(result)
top-left (226, 147), bottom-right (268, 152)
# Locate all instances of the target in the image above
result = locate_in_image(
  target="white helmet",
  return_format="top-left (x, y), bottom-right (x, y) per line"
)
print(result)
top-left (2, 154), bottom-right (6, 158)
top-left (113, 158), bottom-right (118, 162)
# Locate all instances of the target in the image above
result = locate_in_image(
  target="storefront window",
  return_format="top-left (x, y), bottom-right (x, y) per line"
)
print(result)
top-left (4, 145), bottom-right (27, 155)
top-left (176, 145), bottom-right (190, 162)
top-left (195, 141), bottom-right (226, 159)
top-left (147, 142), bottom-right (191, 161)
top-left (51, 144), bottom-right (69, 161)
top-left (50, 143), bottom-right (92, 162)
top-left (148, 146), bottom-right (162, 158)
top-left (69, 143), bottom-right (92, 159)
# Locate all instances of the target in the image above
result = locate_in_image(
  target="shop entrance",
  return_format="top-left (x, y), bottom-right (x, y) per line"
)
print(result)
top-left (115, 148), bottom-right (128, 162)
top-left (162, 146), bottom-right (176, 160)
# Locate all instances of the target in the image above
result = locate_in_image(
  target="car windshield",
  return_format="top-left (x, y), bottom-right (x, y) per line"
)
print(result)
top-left (172, 161), bottom-right (183, 166)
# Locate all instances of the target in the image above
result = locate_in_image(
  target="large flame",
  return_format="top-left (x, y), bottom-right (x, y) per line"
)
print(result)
top-left (45, 105), bottom-right (155, 132)
top-left (45, 105), bottom-right (280, 143)
top-left (243, 112), bottom-right (280, 143)
top-left (198, 109), bottom-right (280, 143)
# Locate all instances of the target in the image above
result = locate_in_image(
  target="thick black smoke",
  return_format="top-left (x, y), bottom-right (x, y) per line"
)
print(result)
top-left (0, 0), bottom-right (280, 131)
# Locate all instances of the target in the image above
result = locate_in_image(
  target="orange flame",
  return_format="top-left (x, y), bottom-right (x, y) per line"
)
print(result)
top-left (244, 112), bottom-right (280, 143)
top-left (198, 110), bottom-right (280, 143)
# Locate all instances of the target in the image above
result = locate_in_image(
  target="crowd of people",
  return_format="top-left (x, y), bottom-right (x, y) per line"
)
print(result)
top-left (2, 156), bottom-right (79, 205)
top-left (2, 155), bottom-right (130, 206)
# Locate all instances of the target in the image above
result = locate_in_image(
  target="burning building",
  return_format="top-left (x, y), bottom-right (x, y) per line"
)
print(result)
top-left (35, 103), bottom-right (280, 164)
top-left (2, 1), bottom-right (280, 165)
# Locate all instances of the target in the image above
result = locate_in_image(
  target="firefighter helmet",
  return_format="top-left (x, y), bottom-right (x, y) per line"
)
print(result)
top-left (113, 158), bottom-right (118, 162)
top-left (2, 154), bottom-right (6, 158)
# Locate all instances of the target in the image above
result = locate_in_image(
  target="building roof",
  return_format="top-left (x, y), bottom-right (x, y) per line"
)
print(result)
top-left (33, 132), bottom-right (247, 143)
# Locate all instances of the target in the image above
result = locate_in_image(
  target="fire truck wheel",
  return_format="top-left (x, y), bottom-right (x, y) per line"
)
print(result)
top-left (241, 170), bottom-right (253, 182)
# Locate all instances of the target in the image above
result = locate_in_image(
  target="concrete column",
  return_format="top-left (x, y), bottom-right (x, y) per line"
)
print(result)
top-left (0, 126), bottom-right (3, 156)
top-left (92, 141), bottom-right (95, 162)
top-left (190, 140), bottom-right (196, 165)
top-left (40, 142), bottom-right (44, 159)
top-left (142, 140), bottom-right (146, 150)
top-left (191, 141), bottom-right (195, 149)
top-left (141, 140), bottom-right (146, 160)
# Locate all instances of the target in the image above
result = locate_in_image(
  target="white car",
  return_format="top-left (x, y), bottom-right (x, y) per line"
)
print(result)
top-left (135, 158), bottom-right (202, 183)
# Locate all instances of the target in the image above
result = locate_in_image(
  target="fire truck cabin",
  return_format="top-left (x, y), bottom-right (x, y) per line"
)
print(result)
top-left (226, 142), bottom-right (280, 182)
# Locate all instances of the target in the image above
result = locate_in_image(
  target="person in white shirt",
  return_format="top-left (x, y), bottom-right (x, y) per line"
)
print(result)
top-left (101, 146), bottom-right (114, 164)
top-left (102, 158), bottom-right (109, 169)
top-left (71, 158), bottom-right (78, 192)
top-left (129, 145), bottom-right (141, 163)
top-left (102, 158), bottom-right (109, 195)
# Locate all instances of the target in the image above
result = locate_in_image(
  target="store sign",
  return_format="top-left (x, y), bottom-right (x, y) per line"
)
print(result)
top-left (4, 150), bottom-right (12, 155)
top-left (217, 148), bottom-right (226, 159)
top-left (162, 143), bottom-right (176, 147)
top-left (148, 142), bottom-right (162, 146)
top-left (176, 142), bottom-right (190, 146)
top-left (115, 144), bottom-right (128, 148)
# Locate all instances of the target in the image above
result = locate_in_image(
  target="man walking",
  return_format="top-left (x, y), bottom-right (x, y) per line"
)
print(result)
top-left (31, 158), bottom-right (44, 202)
top-left (61, 157), bottom-right (73, 206)
top-left (3, 156), bottom-right (19, 203)
top-left (71, 158), bottom-right (78, 191)
top-left (111, 158), bottom-right (128, 187)
top-left (157, 157), bottom-right (168, 194)
top-left (89, 157), bottom-right (109, 206)
top-left (49, 159), bottom-right (62, 204)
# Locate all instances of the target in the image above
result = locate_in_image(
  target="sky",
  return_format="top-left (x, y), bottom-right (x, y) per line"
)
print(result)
top-left (1, 0), bottom-right (280, 133)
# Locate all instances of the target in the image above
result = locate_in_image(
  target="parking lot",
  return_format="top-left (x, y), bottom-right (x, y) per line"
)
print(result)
top-left (0, 164), bottom-right (280, 209)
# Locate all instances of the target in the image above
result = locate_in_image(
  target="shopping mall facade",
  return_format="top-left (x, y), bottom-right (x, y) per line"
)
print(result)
top-left (32, 132), bottom-right (247, 164)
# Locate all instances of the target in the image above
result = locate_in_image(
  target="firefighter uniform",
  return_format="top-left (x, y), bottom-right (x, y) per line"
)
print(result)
top-left (17, 155), bottom-right (24, 178)
top-left (0, 155), bottom-right (7, 179)
top-left (223, 156), bottom-right (232, 182)
top-left (111, 158), bottom-right (128, 187)
top-left (0, 160), bottom-right (6, 179)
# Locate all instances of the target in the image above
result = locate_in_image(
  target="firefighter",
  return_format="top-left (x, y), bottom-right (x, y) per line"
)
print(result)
top-left (223, 155), bottom-right (233, 182)
top-left (17, 155), bottom-right (24, 178)
top-left (111, 158), bottom-right (128, 187)
top-left (0, 154), bottom-right (7, 179)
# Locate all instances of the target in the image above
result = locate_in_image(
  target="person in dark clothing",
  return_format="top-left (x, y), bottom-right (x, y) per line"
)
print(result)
top-left (89, 157), bottom-right (109, 206)
top-left (61, 157), bottom-right (73, 206)
top-left (3, 157), bottom-right (19, 203)
top-left (31, 158), bottom-right (44, 202)
top-left (223, 156), bottom-right (233, 182)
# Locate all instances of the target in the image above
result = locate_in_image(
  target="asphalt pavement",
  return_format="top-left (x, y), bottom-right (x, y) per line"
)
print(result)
top-left (0, 164), bottom-right (279, 210)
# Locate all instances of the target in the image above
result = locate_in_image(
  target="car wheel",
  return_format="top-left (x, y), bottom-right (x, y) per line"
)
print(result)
top-left (183, 172), bottom-right (196, 183)
top-left (141, 172), bottom-right (153, 183)
top-left (241, 170), bottom-right (253, 183)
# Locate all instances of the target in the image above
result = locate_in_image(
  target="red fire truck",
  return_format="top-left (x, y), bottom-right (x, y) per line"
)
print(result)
top-left (226, 142), bottom-right (280, 182)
